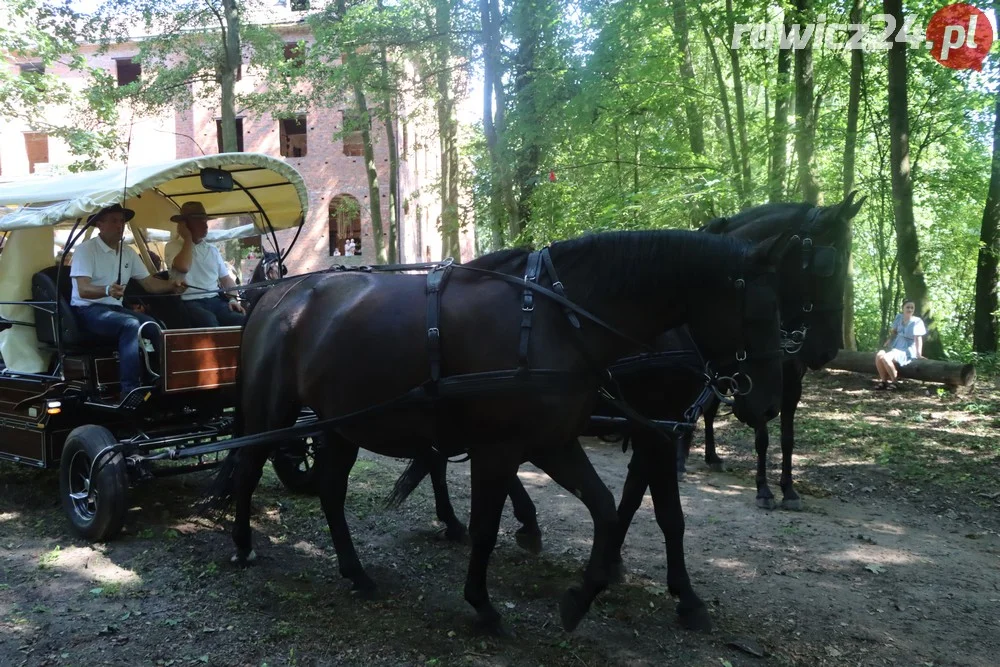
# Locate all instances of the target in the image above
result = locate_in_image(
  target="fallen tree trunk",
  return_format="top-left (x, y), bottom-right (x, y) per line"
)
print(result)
top-left (826, 350), bottom-right (976, 387)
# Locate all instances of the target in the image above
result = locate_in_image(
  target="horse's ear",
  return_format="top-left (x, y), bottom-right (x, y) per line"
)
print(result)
top-left (845, 192), bottom-right (867, 220)
top-left (748, 230), bottom-right (797, 268)
top-left (700, 217), bottom-right (729, 235)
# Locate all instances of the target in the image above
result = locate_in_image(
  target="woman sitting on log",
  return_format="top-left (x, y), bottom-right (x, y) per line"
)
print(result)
top-left (874, 298), bottom-right (926, 390)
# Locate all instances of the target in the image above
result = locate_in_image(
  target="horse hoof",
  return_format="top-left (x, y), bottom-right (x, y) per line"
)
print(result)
top-left (756, 497), bottom-right (776, 510)
top-left (708, 462), bottom-right (724, 472)
top-left (559, 587), bottom-right (590, 633)
top-left (677, 603), bottom-right (712, 633)
top-left (515, 529), bottom-right (543, 554)
top-left (350, 580), bottom-right (379, 600)
top-left (443, 525), bottom-right (470, 544)
top-left (230, 549), bottom-right (256, 566)
top-left (608, 560), bottom-right (627, 585)
top-left (781, 498), bottom-right (803, 511)
top-left (472, 613), bottom-right (511, 637)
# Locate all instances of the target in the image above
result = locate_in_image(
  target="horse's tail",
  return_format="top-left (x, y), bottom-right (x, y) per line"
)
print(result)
top-left (384, 456), bottom-right (432, 509)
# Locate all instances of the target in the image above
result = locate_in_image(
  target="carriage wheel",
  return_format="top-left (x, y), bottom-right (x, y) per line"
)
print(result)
top-left (59, 425), bottom-right (128, 541)
top-left (272, 439), bottom-right (320, 495)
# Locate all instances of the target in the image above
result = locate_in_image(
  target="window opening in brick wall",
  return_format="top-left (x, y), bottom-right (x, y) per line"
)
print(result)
top-left (329, 195), bottom-right (362, 256)
top-left (279, 115), bottom-right (307, 157)
top-left (216, 117), bottom-right (245, 152)
top-left (115, 58), bottom-right (141, 86)
top-left (19, 62), bottom-right (45, 91)
top-left (24, 133), bottom-right (49, 174)
top-left (284, 42), bottom-right (306, 67)
top-left (342, 109), bottom-right (366, 157)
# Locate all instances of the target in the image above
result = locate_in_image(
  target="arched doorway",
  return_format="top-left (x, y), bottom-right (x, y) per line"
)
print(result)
top-left (329, 195), bottom-right (362, 256)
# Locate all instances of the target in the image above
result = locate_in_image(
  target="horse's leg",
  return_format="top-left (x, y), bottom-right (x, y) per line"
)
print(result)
top-left (508, 475), bottom-right (542, 554)
top-left (779, 369), bottom-right (805, 511)
top-left (231, 394), bottom-right (300, 565)
top-left (634, 435), bottom-right (711, 632)
top-left (464, 452), bottom-right (521, 636)
top-left (608, 449), bottom-right (650, 584)
top-left (426, 450), bottom-right (468, 542)
top-left (702, 395), bottom-right (724, 471)
top-left (675, 429), bottom-right (688, 479)
top-left (230, 444), bottom-right (273, 565)
top-left (754, 422), bottom-right (776, 510)
top-left (315, 434), bottom-right (376, 595)
top-left (528, 439), bottom-right (618, 633)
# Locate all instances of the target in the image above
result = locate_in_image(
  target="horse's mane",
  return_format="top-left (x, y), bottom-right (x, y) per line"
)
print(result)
top-left (464, 247), bottom-right (532, 272)
top-left (548, 230), bottom-right (752, 300)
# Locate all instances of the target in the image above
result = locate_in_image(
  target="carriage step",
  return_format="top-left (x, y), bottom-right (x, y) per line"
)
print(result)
top-left (85, 386), bottom-right (154, 411)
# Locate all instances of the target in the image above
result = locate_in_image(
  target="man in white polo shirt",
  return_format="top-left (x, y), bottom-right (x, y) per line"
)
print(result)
top-left (70, 204), bottom-right (183, 398)
top-left (164, 201), bottom-right (245, 327)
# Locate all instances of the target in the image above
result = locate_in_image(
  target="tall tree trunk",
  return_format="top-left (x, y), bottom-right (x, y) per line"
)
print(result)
top-left (793, 0), bottom-right (820, 204)
top-left (337, 0), bottom-right (386, 262)
top-left (842, 0), bottom-right (863, 350)
top-left (480, 0), bottom-right (518, 247)
top-left (218, 0), bottom-right (240, 153)
top-left (671, 0), bottom-right (703, 156)
top-left (700, 12), bottom-right (742, 203)
top-left (512, 0), bottom-right (542, 234)
top-left (670, 0), bottom-right (710, 224)
top-left (354, 85), bottom-right (387, 263)
top-left (884, 0), bottom-right (944, 358)
top-left (725, 0), bottom-right (752, 208)
top-left (768, 17), bottom-right (792, 203)
top-left (974, 69), bottom-right (1000, 352)
top-left (377, 0), bottom-right (399, 263)
top-left (435, 0), bottom-right (461, 259)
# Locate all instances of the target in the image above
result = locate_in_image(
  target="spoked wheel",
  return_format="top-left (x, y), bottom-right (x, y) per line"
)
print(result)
top-left (272, 438), bottom-right (319, 495)
top-left (59, 425), bottom-right (128, 541)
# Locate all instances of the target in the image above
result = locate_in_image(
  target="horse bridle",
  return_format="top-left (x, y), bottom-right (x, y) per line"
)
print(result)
top-left (779, 208), bottom-right (842, 357)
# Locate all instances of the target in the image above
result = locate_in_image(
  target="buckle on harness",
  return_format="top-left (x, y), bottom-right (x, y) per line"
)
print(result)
top-left (428, 327), bottom-right (440, 341)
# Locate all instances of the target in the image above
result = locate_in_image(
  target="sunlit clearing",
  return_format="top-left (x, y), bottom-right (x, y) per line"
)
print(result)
top-left (693, 484), bottom-right (742, 497)
top-left (821, 546), bottom-right (924, 566)
top-left (51, 546), bottom-right (141, 585)
top-left (706, 557), bottom-right (755, 576)
top-left (0, 511), bottom-right (21, 523)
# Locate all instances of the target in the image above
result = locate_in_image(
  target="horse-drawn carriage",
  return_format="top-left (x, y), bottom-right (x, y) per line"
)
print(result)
top-left (0, 153), bottom-right (313, 541)
top-left (0, 154), bottom-right (863, 634)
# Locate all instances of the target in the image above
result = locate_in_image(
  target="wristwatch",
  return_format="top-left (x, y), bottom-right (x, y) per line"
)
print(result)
top-left (105, 284), bottom-right (110, 297)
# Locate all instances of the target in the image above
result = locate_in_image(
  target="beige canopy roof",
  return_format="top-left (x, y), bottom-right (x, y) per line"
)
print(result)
top-left (0, 153), bottom-right (308, 234)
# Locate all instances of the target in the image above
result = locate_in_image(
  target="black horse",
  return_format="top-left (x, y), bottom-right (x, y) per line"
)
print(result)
top-left (683, 193), bottom-right (864, 509)
top-left (210, 228), bottom-right (797, 635)
top-left (385, 194), bottom-right (865, 594)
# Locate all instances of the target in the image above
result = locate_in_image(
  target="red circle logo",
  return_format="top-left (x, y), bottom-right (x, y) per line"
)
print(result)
top-left (926, 3), bottom-right (994, 71)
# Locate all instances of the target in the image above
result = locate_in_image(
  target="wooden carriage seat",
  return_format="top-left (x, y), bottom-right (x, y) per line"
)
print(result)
top-left (32, 265), bottom-right (111, 350)
top-left (31, 266), bottom-right (172, 350)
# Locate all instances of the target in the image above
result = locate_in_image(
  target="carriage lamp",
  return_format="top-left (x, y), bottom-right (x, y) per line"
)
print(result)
top-left (45, 400), bottom-right (62, 415)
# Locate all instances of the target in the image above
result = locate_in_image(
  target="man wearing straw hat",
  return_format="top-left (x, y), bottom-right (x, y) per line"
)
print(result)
top-left (70, 203), bottom-right (183, 400)
top-left (165, 201), bottom-right (246, 327)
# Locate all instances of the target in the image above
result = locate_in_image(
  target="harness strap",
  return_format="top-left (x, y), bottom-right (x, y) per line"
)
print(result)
top-left (425, 264), bottom-right (452, 386)
top-left (539, 247), bottom-right (581, 329)
top-left (518, 250), bottom-right (544, 369)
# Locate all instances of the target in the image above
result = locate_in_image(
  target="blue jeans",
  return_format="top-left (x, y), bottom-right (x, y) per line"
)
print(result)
top-left (73, 304), bottom-right (160, 395)
top-left (181, 297), bottom-right (246, 327)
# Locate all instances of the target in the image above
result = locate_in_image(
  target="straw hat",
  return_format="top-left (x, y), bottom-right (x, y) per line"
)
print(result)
top-left (88, 203), bottom-right (135, 224)
top-left (170, 201), bottom-right (217, 222)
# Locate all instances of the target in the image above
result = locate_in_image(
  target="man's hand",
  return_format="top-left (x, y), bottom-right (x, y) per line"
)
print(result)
top-left (172, 280), bottom-right (187, 294)
top-left (108, 282), bottom-right (126, 299)
top-left (228, 298), bottom-right (245, 314)
top-left (177, 222), bottom-right (193, 243)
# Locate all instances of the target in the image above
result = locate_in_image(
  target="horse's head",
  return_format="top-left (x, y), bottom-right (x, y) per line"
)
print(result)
top-left (705, 193), bottom-right (866, 371)
top-left (260, 251), bottom-right (286, 282)
top-left (683, 231), bottom-right (798, 427)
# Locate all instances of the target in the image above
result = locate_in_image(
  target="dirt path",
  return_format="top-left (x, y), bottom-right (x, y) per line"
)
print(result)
top-left (2, 370), bottom-right (999, 666)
